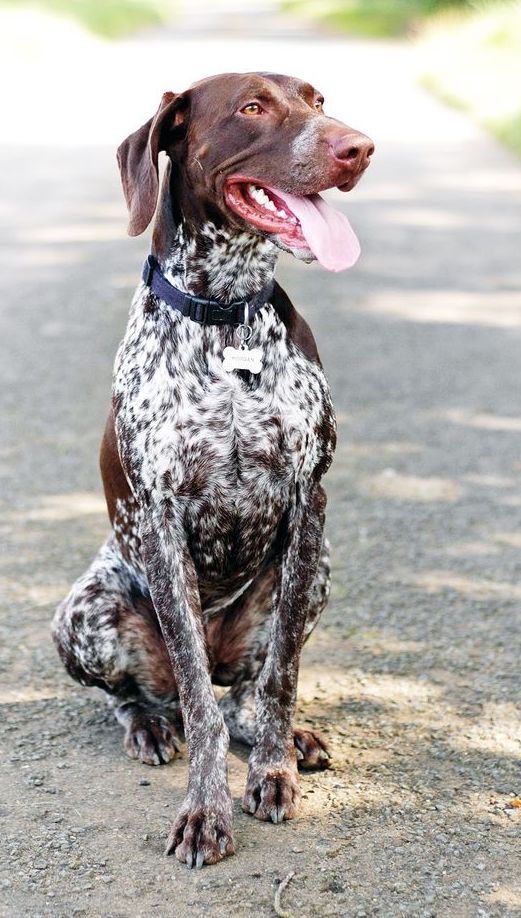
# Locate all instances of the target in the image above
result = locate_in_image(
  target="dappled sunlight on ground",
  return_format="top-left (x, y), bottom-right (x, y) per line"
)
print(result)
top-left (404, 569), bottom-right (521, 602)
top-left (360, 471), bottom-right (463, 502)
top-left (20, 222), bottom-right (128, 244)
top-left (363, 289), bottom-right (521, 328)
top-left (0, 687), bottom-right (68, 705)
top-left (450, 702), bottom-right (521, 759)
top-left (5, 492), bottom-right (107, 523)
top-left (442, 410), bottom-right (521, 432)
top-left (0, 577), bottom-right (70, 609)
top-left (486, 885), bottom-right (521, 910)
top-left (375, 206), bottom-right (476, 229)
top-left (298, 663), bottom-right (440, 709)
top-left (9, 248), bottom-right (86, 270)
top-left (341, 440), bottom-right (423, 458)
top-left (492, 531), bottom-right (521, 548)
top-left (462, 474), bottom-right (518, 488)
top-left (438, 167), bottom-right (521, 194)
top-left (444, 540), bottom-right (502, 558)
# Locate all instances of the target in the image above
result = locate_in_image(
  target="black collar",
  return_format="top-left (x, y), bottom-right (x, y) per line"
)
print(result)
top-left (142, 255), bottom-right (274, 326)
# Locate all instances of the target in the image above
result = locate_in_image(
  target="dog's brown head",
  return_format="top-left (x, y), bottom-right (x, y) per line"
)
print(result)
top-left (117, 72), bottom-right (374, 271)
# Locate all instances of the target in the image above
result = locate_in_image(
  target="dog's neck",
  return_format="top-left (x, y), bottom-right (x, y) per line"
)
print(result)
top-left (150, 164), bottom-right (279, 302)
top-left (159, 220), bottom-right (279, 302)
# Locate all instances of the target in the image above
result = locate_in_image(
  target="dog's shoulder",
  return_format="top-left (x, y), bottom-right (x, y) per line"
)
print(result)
top-left (270, 281), bottom-right (321, 367)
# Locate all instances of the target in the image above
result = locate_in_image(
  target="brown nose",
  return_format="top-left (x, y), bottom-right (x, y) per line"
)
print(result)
top-left (330, 133), bottom-right (374, 171)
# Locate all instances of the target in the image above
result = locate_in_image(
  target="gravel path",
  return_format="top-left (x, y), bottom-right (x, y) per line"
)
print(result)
top-left (1, 7), bottom-right (520, 917)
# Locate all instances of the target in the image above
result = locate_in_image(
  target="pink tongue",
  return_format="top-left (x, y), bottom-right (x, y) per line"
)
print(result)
top-left (267, 187), bottom-right (360, 272)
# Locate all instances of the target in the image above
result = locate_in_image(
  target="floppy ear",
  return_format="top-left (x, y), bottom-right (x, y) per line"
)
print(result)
top-left (117, 91), bottom-right (186, 237)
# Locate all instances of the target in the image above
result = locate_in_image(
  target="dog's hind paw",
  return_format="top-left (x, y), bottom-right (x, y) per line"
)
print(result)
top-left (123, 711), bottom-right (182, 766)
top-left (293, 726), bottom-right (331, 770)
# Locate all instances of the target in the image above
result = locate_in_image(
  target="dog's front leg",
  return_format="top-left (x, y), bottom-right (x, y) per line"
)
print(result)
top-left (140, 512), bottom-right (234, 867)
top-left (242, 484), bottom-right (327, 823)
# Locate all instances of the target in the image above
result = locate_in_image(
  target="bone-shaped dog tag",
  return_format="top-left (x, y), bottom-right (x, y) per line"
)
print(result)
top-left (223, 345), bottom-right (262, 374)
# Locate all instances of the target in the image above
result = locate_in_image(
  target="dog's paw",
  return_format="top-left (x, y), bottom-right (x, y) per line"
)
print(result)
top-left (293, 726), bottom-right (331, 770)
top-left (123, 713), bottom-right (182, 766)
top-left (165, 798), bottom-right (235, 868)
top-left (242, 765), bottom-right (301, 823)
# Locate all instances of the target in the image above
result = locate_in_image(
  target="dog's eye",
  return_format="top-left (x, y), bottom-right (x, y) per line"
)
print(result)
top-left (241, 102), bottom-right (263, 116)
top-left (314, 98), bottom-right (324, 112)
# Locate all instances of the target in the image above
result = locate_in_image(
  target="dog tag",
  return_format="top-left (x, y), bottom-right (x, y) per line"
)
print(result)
top-left (223, 345), bottom-right (262, 374)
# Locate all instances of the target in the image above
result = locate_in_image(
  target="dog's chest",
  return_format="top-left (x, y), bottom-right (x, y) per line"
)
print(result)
top-left (113, 295), bottom-right (334, 579)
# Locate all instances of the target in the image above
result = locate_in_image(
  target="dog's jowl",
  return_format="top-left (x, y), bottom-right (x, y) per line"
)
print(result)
top-left (52, 72), bottom-right (373, 868)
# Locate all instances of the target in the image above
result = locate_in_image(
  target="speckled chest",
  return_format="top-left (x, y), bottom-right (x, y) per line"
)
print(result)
top-left (113, 288), bottom-right (334, 583)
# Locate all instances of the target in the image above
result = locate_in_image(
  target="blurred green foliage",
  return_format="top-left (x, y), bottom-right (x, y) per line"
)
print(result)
top-left (0, 0), bottom-right (174, 38)
top-left (281, 0), bottom-right (479, 37)
top-left (418, 2), bottom-right (521, 157)
top-left (492, 113), bottom-right (521, 156)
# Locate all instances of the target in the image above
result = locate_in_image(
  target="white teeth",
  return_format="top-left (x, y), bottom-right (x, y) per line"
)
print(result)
top-left (246, 183), bottom-right (295, 222)
top-left (249, 185), bottom-right (270, 206)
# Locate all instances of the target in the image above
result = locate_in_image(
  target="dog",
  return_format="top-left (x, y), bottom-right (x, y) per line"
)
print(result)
top-left (52, 71), bottom-right (373, 868)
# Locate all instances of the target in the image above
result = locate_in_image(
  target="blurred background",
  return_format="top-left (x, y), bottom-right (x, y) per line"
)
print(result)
top-left (1, 0), bottom-right (520, 152)
top-left (1, 2), bottom-right (521, 917)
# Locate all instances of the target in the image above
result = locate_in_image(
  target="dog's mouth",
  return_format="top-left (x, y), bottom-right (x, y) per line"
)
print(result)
top-left (223, 178), bottom-right (360, 272)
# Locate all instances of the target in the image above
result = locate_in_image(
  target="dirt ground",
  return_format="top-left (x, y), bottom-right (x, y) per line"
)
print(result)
top-left (1, 8), bottom-right (521, 918)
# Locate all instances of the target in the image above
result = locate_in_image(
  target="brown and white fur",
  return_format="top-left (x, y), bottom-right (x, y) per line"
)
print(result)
top-left (52, 72), bottom-right (373, 868)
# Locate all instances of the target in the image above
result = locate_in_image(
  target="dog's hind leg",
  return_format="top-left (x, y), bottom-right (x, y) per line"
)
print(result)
top-left (217, 538), bottom-right (332, 769)
top-left (110, 698), bottom-right (182, 766)
top-left (52, 536), bottom-right (181, 765)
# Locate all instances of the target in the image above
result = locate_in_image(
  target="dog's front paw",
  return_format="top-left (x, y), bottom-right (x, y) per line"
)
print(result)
top-left (165, 796), bottom-right (235, 868)
top-left (242, 764), bottom-right (301, 823)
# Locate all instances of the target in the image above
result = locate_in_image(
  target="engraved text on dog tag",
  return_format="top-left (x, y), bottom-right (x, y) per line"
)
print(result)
top-left (223, 346), bottom-right (262, 374)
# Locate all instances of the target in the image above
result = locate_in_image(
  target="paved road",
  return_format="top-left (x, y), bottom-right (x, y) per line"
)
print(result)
top-left (1, 6), bottom-right (521, 918)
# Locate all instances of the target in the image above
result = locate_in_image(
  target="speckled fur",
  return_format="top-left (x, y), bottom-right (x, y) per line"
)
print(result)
top-left (51, 71), bottom-right (354, 869)
top-left (52, 221), bottom-right (335, 864)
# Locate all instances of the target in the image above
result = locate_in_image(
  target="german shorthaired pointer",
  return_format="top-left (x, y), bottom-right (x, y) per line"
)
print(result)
top-left (52, 72), bottom-right (373, 868)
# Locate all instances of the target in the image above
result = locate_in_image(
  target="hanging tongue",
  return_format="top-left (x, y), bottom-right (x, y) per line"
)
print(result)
top-left (266, 187), bottom-right (360, 272)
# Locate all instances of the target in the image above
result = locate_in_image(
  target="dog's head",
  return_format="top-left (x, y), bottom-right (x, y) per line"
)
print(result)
top-left (117, 72), bottom-right (374, 272)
